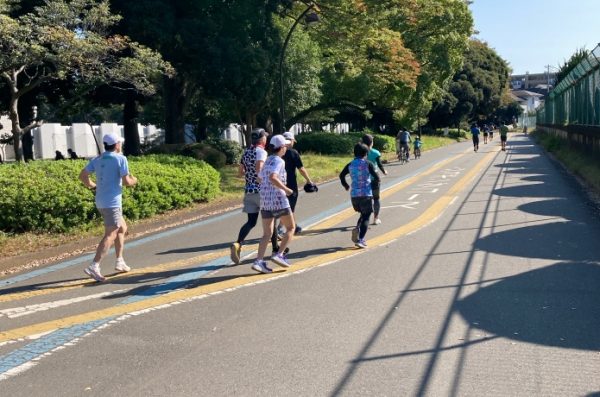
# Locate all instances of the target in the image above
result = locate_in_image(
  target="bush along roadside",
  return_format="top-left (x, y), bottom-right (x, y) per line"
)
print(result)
top-left (0, 155), bottom-right (220, 233)
top-left (294, 132), bottom-right (396, 155)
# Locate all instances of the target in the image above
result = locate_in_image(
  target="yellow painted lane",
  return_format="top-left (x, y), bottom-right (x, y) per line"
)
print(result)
top-left (0, 149), bottom-right (497, 343)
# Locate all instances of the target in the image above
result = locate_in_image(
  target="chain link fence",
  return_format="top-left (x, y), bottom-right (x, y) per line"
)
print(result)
top-left (537, 44), bottom-right (600, 126)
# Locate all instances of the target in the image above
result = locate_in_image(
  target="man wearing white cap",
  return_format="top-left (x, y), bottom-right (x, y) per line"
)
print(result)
top-left (281, 130), bottom-right (314, 234)
top-left (79, 132), bottom-right (138, 282)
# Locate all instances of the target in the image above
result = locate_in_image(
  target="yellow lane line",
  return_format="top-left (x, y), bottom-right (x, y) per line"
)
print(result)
top-left (0, 149), bottom-right (496, 343)
top-left (0, 251), bottom-right (226, 304)
top-left (0, 151), bottom-right (465, 304)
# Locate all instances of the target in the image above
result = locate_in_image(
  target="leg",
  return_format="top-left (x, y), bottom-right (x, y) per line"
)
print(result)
top-left (93, 225), bottom-right (119, 263)
top-left (257, 216), bottom-right (275, 261)
top-left (237, 212), bottom-right (259, 244)
top-left (114, 218), bottom-right (127, 259)
top-left (358, 209), bottom-right (372, 239)
top-left (277, 213), bottom-right (296, 254)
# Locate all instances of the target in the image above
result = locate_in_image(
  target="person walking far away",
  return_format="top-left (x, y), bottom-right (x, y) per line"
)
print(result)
top-left (482, 124), bottom-right (489, 144)
top-left (230, 128), bottom-right (269, 265)
top-left (339, 143), bottom-right (380, 249)
top-left (79, 133), bottom-right (137, 282)
top-left (252, 135), bottom-right (295, 274)
top-left (280, 130), bottom-right (315, 234)
top-left (499, 123), bottom-right (509, 151)
top-left (361, 134), bottom-right (387, 225)
top-left (470, 123), bottom-right (480, 152)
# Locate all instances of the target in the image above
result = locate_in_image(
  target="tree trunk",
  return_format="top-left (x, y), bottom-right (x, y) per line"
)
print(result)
top-left (163, 75), bottom-right (187, 144)
top-left (8, 96), bottom-right (23, 162)
top-left (244, 111), bottom-right (253, 148)
top-left (123, 92), bottom-right (141, 156)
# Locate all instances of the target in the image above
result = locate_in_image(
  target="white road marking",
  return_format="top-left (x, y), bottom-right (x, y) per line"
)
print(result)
top-left (382, 202), bottom-right (420, 210)
top-left (0, 290), bottom-right (127, 319)
top-left (408, 194), bottom-right (419, 201)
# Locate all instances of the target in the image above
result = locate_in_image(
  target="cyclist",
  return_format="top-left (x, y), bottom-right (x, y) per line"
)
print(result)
top-left (361, 134), bottom-right (387, 225)
top-left (413, 136), bottom-right (422, 159)
top-left (396, 128), bottom-right (411, 162)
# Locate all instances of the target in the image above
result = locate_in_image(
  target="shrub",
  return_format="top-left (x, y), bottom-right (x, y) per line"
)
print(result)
top-left (0, 155), bottom-right (220, 233)
top-left (148, 143), bottom-right (226, 168)
top-left (206, 138), bottom-right (243, 165)
top-left (294, 132), bottom-right (395, 155)
top-left (294, 133), bottom-right (356, 155)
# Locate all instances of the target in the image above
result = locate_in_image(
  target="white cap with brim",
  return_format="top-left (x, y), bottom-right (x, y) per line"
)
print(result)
top-left (103, 132), bottom-right (124, 145)
top-left (283, 131), bottom-right (296, 141)
top-left (270, 134), bottom-right (291, 149)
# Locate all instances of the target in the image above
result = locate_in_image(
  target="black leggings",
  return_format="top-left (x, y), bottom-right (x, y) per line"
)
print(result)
top-left (356, 209), bottom-right (372, 239)
top-left (372, 182), bottom-right (381, 218)
top-left (237, 213), bottom-right (259, 244)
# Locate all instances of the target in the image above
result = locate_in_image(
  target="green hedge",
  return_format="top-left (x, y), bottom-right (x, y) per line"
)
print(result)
top-left (0, 155), bottom-right (220, 233)
top-left (294, 132), bottom-right (395, 155)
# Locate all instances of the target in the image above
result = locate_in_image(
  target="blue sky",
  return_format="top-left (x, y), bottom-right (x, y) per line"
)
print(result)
top-left (470, 0), bottom-right (600, 75)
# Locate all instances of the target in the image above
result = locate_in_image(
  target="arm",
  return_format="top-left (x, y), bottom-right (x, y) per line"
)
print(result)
top-left (339, 163), bottom-right (350, 191)
top-left (79, 169), bottom-right (96, 190)
top-left (299, 167), bottom-right (312, 184)
top-left (238, 163), bottom-right (246, 178)
top-left (368, 162), bottom-right (380, 183)
top-left (122, 174), bottom-right (138, 187)
top-left (375, 156), bottom-right (387, 175)
top-left (269, 173), bottom-right (293, 196)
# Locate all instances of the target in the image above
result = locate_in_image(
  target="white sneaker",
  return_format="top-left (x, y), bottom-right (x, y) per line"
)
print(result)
top-left (115, 258), bottom-right (130, 273)
top-left (84, 263), bottom-right (106, 282)
top-left (373, 218), bottom-right (382, 225)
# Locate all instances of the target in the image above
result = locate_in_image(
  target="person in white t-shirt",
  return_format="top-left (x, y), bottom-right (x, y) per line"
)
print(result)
top-left (251, 135), bottom-right (295, 274)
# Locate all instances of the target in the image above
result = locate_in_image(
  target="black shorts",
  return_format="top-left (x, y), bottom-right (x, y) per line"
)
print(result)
top-left (261, 208), bottom-right (292, 219)
top-left (371, 180), bottom-right (380, 200)
top-left (472, 136), bottom-right (479, 145)
top-left (500, 135), bottom-right (507, 142)
top-left (351, 196), bottom-right (374, 214)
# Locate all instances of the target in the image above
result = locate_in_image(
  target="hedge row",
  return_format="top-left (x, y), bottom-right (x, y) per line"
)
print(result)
top-left (294, 132), bottom-right (396, 155)
top-left (0, 155), bottom-right (220, 233)
top-left (148, 140), bottom-right (243, 167)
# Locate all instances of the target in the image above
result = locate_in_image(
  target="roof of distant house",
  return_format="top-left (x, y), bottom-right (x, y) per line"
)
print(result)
top-left (511, 90), bottom-right (545, 99)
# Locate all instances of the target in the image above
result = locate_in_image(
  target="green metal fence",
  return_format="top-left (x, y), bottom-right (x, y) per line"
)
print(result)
top-left (537, 44), bottom-right (600, 126)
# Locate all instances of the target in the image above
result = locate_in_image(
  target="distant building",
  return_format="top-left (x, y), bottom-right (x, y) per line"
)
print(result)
top-left (511, 71), bottom-right (556, 91)
top-left (511, 90), bottom-right (544, 113)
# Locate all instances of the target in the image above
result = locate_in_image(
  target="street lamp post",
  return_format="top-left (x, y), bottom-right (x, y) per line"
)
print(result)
top-left (278, 4), bottom-right (319, 134)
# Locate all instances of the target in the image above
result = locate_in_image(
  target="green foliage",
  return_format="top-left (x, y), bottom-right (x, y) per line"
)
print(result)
top-left (205, 138), bottom-right (243, 165)
top-left (555, 48), bottom-right (589, 84)
top-left (294, 131), bottom-right (395, 155)
top-left (294, 133), bottom-right (357, 155)
top-left (0, 155), bottom-right (220, 233)
top-left (148, 143), bottom-right (227, 169)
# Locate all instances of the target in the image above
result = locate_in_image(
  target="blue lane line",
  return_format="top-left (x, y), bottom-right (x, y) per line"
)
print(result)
top-left (0, 155), bottom-right (450, 288)
top-left (0, 257), bottom-right (231, 375)
top-left (0, 156), bottom-right (454, 377)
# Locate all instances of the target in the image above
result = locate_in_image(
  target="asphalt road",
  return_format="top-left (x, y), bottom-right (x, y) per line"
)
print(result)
top-left (1, 134), bottom-right (599, 396)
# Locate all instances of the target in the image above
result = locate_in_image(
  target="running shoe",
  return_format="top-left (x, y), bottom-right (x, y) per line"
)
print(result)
top-left (115, 258), bottom-right (130, 272)
top-left (294, 225), bottom-right (302, 234)
top-left (84, 263), bottom-right (106, 282)
top-left (373, 218), bottom-right (382, 225)
top-left (251, 260), bottom-right (273, 274)
top-left (351, 227), bottom-right (359, 243)
top-left (355, 239), bottom-right (368, 249)
top-left (272, 247), bottom-right (290, 256)
top-left (271, 252), bottom-right (292, 268)
top-left (230, 242), bottom-right (241, 265)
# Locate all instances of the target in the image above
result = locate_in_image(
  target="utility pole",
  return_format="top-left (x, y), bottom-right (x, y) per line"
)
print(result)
top-left (545, 64), bottom-right (551, 94)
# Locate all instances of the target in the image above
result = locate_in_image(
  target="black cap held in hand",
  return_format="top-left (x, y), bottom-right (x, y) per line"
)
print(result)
top-left (304, 183), bottom-right (318, 193)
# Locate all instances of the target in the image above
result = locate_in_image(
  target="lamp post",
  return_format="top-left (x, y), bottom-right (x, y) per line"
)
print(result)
top-left (278, 4), bottom-right (319, 134)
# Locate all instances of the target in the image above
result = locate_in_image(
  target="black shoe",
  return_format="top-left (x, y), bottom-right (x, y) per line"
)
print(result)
top-left (294, 226), bottom-right (302, 234)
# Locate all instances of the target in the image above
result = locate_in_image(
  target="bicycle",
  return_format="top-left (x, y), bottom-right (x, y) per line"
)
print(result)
top-left (414, 146), bottom-right (421, 160)
top-left (397, 144), bottom-right (410, 164)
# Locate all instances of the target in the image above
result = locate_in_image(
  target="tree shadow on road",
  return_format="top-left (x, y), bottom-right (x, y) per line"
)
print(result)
top-left (456, 262), bottom-right (600, 351)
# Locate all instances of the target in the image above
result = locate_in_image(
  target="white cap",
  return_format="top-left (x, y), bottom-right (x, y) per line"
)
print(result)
top-left (283, 131), bottom-right (295, 141)
top-left (270, 134), bottom-right (291, 149)
top-left (103, 132), bottom-right (124, 145)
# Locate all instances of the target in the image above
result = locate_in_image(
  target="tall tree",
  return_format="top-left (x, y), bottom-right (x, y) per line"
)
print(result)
top-left (0, 0), bottom-right (170, 161)
top-left (427, 39), bottom-right (510, 128)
